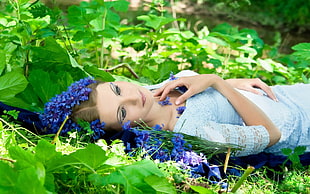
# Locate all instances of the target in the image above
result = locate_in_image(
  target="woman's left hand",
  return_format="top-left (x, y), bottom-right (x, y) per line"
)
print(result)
top-left (225, 78), bottom-right (278, 102)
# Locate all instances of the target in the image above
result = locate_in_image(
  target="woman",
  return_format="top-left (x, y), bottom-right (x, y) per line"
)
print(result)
top-left (40, 70), bottom-right (310, 156)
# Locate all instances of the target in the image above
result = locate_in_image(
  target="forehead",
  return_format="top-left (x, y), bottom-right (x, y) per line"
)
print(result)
top-left (96, 83), bottom-right (120, 129)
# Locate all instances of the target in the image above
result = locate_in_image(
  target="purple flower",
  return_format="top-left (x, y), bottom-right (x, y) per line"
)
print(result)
top-left (122, 120), bottom-right (131, 130)
top-left (40, 77), bottom-right (106, 140)
top-left (169, 72), bottom-right (178, 81)
top-left (168, 72), bottom-right (188, 94)
top-left (152, 124), bottom-right (164, 131)
top-left (176, 106), bottom-right (186, 115)
top-left (158, 96), bottom-right (172, 106)
top-left (90, 119), bottom-right (106, 140)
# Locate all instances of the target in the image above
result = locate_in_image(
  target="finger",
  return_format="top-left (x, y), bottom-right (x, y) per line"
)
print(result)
top-left (160, 81), bottom-right (190, 100)
top-left (245, 86), bottom-right (263, 96)
top-left (157, 82), bottom-right (181, 100)
top-left (175, 89), bottom-right (195, 105)
top-left (153, 87), bottom-right (164, 97)
top-left (253, 82), bottom-right (278, 101)
top-left (153, 83), bottom-right (174, 100)
top-left (263, 87), bottom-right (278, 101)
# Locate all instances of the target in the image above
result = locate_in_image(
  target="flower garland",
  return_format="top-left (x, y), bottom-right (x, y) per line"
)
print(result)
top-left (40, 77), bottom-right (106, 140)
top-left (123, 122), bottom-right (227, 187)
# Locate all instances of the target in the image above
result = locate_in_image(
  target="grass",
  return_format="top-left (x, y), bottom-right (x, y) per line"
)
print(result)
top-left (227, 166), bottom-right (310, 193)
top-left (0, 114), bottom-right (309, 193)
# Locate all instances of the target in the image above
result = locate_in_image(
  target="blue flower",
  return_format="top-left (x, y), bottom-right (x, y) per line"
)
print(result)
top-left (169, 72), bottom-right (178, 81)
top-left (40, 77), bottom-right (106, 140)
top-left (176, 106), bottom-right (186, 115)
top-left (158, 96), bottom-right (172, 106)
top-left (168, 73), bottom-right (188, 93)
top-left (122, 120), bottom-right (131, 130)
top-left (90, 119), bottom-right (106, 140)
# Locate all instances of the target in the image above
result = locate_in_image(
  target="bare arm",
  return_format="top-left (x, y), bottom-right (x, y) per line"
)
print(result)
top-left (225, 78), bottom-right (278, 102)
top-left (154, 74), bottom-right (281, 146)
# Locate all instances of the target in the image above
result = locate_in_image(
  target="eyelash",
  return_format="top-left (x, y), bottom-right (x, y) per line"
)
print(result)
top-left (111, 83), bottom-right (127, 123)
top-left (119, 107), bottom-right (126, 123)
top-left (111, 83), bottom-right (121, 95)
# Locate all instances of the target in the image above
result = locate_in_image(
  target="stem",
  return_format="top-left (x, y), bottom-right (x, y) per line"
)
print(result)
top-left (231, 166), bottom-right (255, 193)
top-left (223, 147), bottom-right (231, 173)
top-left (170, 0), bottom-right (179, 29)
top-left (100, 63), bottom-right (139, 79)
top-left (100, 8), bottom-right (107, 68)
top-left (52, 116), bottom-right (69, 144)
top-left (0, 157), bottom-right (16, 163)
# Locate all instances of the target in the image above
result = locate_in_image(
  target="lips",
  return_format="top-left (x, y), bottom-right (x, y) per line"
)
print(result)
top-left (140, 91), bottom-right (146, 107)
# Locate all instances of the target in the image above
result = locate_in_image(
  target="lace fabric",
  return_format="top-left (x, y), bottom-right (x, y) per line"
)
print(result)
top-left (149, 70), bottom-right (310, 156)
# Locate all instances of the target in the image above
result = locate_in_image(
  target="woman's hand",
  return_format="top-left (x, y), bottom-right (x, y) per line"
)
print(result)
top-left (225, 78), bottom-right (278, 102)
top-left (155, 73), bottom-right (281, 146)
top-left (153, 74), bottom-right (219, 105)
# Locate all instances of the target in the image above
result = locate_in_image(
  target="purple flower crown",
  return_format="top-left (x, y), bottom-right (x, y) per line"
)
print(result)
top-left (40, 77), bottom-right (106, 140)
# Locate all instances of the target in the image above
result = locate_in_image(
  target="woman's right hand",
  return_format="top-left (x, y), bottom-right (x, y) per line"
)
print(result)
top-left (153, 74), bottom-right (220, 105)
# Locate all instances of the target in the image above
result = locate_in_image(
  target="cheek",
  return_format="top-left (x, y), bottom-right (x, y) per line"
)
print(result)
top-left (126, 108), bottom-right (142, 122)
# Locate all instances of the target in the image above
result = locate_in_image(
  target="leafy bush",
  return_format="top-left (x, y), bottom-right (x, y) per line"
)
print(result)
top-left (1, 0), bottom-right (309, 112)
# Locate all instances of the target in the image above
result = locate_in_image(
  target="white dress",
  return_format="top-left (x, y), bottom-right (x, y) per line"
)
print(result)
top-left (146, 70), bottom-right (310, 156)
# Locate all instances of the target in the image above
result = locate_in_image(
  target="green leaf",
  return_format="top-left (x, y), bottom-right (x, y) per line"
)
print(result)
top-left (109, 0), bottom-right (129, 12)
top-left (257, 58), bottom-right (274, 72)
top-left (89, 160), bottom-right (167, 194)
top-left (8, 146), bottom-right (36, 170)
top-left (205, 36), bottom-right (228, 46)
top-left (237, 45), bottom-right (258, 56)
top-left (0, 71), bottom-right (28, 101)
top-left (190, 185), bottom-right (216, 194)
top-left (288, 154), bottom-right (300, 164)
top-left (292, 43), bottom-right (310, 51)
top-left (35, 140), bottom-right (62, 165)
top-left (0, 50), bottom-right (5, 75)
top-left (15, 85), bottom-right (44, 111)
top-left (84, 65), bottom-right (115, 82)
top-left (281, 148), bottom-right (292, 156)
top-left (16, 167), bottom-right (47, 194)
top-left (47, 143), bottom-right (107, 171)
top-left (293, 146), bottom-right (306, 155)
top-left (28, 69), bottom-right (60, 104)
top-left (208, 58), bottom-right (222, 68)
top-left (0, 161), bottom-right (16, 189)
top-left (137, 14), bottom-right (175, 31)
top-left (144, 175), bottom-right (176, 194)
top-left (70, 144), bottom-right (107, 169)
top-left (158, 61), bottom-right (178, 81)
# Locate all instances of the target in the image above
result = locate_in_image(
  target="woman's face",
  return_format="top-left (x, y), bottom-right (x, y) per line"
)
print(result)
top-left (96, 81), bottom-right (156, 131)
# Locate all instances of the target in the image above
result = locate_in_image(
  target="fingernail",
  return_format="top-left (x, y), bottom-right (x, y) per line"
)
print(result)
top-left (175, 100), bottom-right (180, 105)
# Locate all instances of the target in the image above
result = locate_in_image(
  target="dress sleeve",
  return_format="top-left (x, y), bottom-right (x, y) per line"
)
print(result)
top-left (199, 121), bottom-right (270, 156)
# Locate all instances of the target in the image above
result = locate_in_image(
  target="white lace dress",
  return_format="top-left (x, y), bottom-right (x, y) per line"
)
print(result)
top-left (147, 71), bottom-right (310, 156)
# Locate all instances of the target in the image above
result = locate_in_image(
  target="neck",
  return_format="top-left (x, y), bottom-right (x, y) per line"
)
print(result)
top-left (147, 92), bottom-right (184, 131)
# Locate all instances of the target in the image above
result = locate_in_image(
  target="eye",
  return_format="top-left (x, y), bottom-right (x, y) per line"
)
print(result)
top-left (118, 106), bottom-right (127, 123)
top-left (110, 83), bottom-right (121, 95)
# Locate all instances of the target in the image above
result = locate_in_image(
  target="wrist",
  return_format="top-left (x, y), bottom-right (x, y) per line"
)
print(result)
top-left (210, 75), bottom-right (225, 89)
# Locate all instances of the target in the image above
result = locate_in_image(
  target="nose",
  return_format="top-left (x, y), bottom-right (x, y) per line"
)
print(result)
top-left (121, 94), bottom-right (138, 105)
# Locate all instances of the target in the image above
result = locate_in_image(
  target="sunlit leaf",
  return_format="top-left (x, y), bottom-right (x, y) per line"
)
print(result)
top-left (0, 71), bottom-right (28, 101)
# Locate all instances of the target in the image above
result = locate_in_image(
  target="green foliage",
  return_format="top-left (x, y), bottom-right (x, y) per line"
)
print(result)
top-left (0, 138), bottom-right (176, 194)
top-left (0, 1), bottom-right (309, 192)
top-left (199, 0), bottom-right (310, 31)
top-left (1, 0), bottom-right (309, 111)
top-left (89, 160), bottom-right (176, 194)
top-left (281, 146), bottom-right (306, 168)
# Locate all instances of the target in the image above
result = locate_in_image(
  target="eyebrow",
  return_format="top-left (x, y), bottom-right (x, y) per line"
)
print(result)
top-left (109, 83), bottom-right (121, 124)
